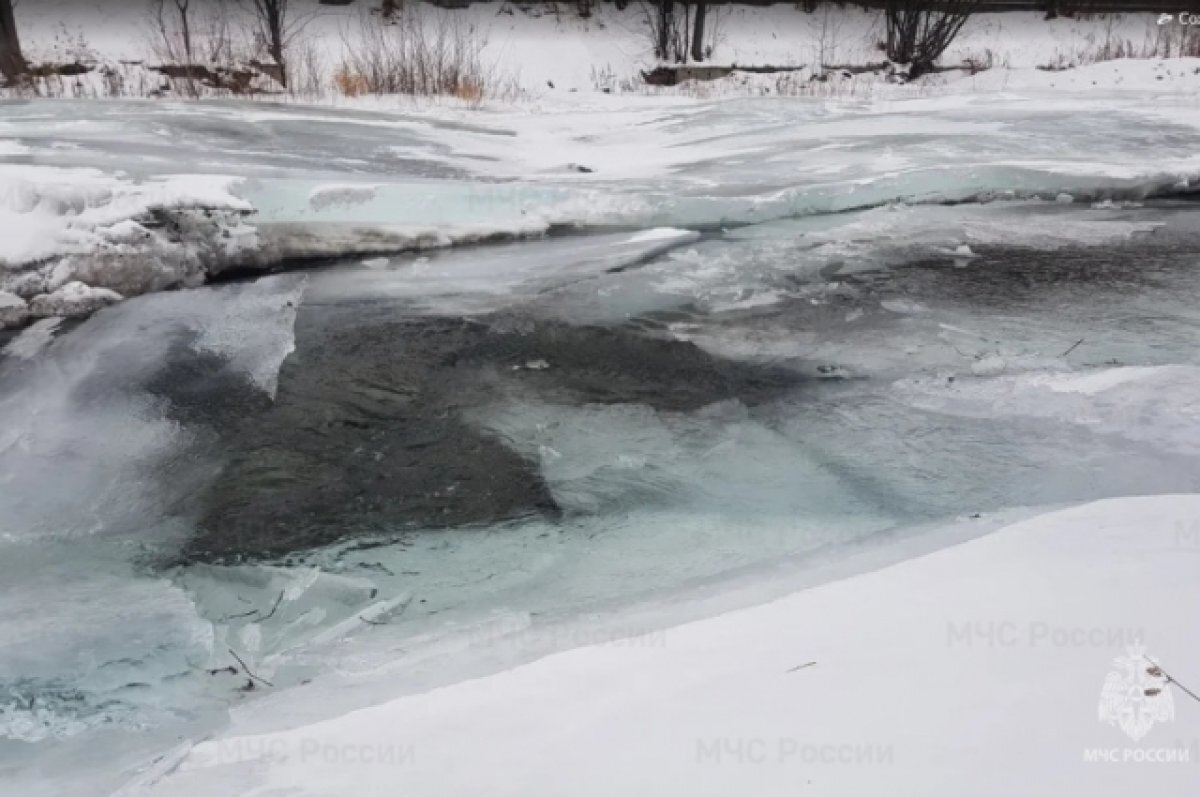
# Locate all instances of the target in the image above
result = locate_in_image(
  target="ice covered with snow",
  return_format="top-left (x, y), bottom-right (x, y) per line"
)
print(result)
top-left (5, 86), bottom-right (1200, 329)
top-left (0, 290), bottom-right (26, 327)
top-left (132, 495), bottom-right (1200, 797)
top-left (2, 318), bottom-right (61, 361)
top-left (0, 166), bottom-right (251, 268)
top-left (895, 365), bottom-right (1200, 456)
top-left (303, 227), bottom-right (701, 316)
top-left (0, 164), bottom-right (255, 324)
top-left (307, 184), bottom-right (382, 212)
top-left (28, 281), bottom-right (121, 318)
top-left (190, 276), bottom-right (306, 399)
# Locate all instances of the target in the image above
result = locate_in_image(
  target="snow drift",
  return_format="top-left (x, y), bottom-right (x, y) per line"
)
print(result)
top-left (130, 495), bottom-right (1200, 797)
top-left (0, 166), bottom-right (256, 323)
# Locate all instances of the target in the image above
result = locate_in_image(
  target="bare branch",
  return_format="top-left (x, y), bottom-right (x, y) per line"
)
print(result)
top-left (886, 0), bottom-right (981, 79)
top-left (1146, 658), bottom-right (1200, 705)
top-left (228, 647), bottom-right (274, 689)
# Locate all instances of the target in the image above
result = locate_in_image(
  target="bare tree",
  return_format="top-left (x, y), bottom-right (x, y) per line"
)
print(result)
top-left (0, 0), bottom-right (26, 81)
top-left (151, 0), bottom-right (196, 63)
top-left (643, 0), bottom-right (686, 62)
top-left (656, 0), bottom-right (676, 60)
top-left (201, 0), bottom-right (239, 65)
top-left (175, 0), bottom-right (194, 62)
top-left (150, 0), bottom-right (244, 65)
top-left (643, 1), bottom-right (717, 65)
top-left (885, 0), bottom-right (980, 79)
top-left (248, 0), bottom-right (299, 87)
top-left (150, 0), bottom-right (202, 95)
top-left (690, 1), bottom-right (706, 62)
top-left (812, 3), bottom-right (844, 70)
top-left (336, 6), bottom-right (489, 100)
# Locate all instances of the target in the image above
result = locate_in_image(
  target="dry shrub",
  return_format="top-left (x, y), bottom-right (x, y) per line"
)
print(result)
top-left (334, 67), bottom-right (369, 97)
top-left (1042, 21), bottom-right (1200, 71)
top-left (1157, 24), bottom-right (1200, 59)
top-left (885, 0), bottom-right (981, 78)
top-left (337, 7), bottom-right (493, 100)
top-left (454, 79), bottom-right (484, 104)
top-left (288, 33), bottom-right (328, 97)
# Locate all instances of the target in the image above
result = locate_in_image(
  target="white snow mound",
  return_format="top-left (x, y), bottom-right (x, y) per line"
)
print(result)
top-left (28, 281), bottom-right (122, 318)
top-left (134, 495), bottom-right (1200, 796)
top-left (0, 166), bottom-right (256, 326)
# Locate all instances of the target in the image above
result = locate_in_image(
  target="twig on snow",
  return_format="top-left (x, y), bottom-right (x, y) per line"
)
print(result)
top-left (228, 647), bottom-right (274, 689)
top-left (1061, 338), bottom-right (1085, 357)
top-left (1146, 658), bottom-right (1200, 705)
top-left (259, 590), bottom-right (285, 622)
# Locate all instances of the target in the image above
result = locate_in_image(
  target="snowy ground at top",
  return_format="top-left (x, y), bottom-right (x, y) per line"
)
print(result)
top-left (11, 2), bottom-right (1200, 98)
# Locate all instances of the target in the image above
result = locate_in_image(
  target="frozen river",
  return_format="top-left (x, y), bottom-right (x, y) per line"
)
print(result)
top-left (3, 96), bottom-right (1200, 795)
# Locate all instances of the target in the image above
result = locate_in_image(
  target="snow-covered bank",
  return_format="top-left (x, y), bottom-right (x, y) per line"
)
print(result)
top-left (0, 166), bottom-right (255, 324)
top-left (131, 495), bottom-right (1200, 796)
top-left (6, 1), bottom-right (1198, 101)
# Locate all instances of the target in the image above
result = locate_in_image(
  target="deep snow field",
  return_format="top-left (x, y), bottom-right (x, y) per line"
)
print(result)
top-left (3, 5), bottom-right (1200, 797)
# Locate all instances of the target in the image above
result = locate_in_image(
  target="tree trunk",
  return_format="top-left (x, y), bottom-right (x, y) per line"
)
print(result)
top-left (656, 0), bottom-right (674, 61)
top-left (251, 0), bottom-right (289, 88)
top-left (0, 0), bottom-right (26, 81)
top-left (691, 2), bottom-right (707, 63)
top-left (267, 6), bottom-right (287, 87)
top-left (177, 1), bottom-right (193, 62)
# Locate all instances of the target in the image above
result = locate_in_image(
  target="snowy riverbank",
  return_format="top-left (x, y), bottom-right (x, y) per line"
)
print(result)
top-left (126, 493), bottom-right (1200, 796)
top-left (7, 2), bottom-right (1200, 101)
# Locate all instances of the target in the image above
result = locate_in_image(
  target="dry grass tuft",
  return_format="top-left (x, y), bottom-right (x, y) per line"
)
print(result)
top-left (334, 67), bottom-right (370, 97)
